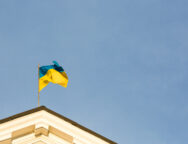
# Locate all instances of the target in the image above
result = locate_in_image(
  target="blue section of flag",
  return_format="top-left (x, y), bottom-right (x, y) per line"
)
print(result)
top-left (39, 61), bottom-right (64, 78)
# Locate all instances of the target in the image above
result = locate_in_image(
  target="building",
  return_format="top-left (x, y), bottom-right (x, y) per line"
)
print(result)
top-left (0, 106), bottom-right (116, 144)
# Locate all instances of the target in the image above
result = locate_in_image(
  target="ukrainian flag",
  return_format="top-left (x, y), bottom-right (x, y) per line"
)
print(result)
top-left (39, 61), bottom-right (68, 92)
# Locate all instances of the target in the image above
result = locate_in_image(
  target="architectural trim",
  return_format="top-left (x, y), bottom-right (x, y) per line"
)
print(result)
top-left (12, 125), bottom-right (35, 140)
top-left (49, 126), bottom-right (73, 143)
top-left (0, 138), bottom-right (11, 144)
top-left (35, 127), bottom-right (49, 137)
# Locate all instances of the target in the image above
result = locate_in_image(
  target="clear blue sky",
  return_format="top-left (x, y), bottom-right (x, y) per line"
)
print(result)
top-left (0, 0), bottom-right (188, 144)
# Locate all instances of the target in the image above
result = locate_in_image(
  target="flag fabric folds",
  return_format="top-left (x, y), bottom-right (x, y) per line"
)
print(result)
top-left (39, 61), bottom-right (68, 92)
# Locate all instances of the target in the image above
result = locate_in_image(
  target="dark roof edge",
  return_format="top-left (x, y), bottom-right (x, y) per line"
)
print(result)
top-left (0, 106), bottom-right (117, 144)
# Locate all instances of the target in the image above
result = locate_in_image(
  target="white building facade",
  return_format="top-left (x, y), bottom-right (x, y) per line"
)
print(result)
top-left (0, 106), bottom-right (116, 144)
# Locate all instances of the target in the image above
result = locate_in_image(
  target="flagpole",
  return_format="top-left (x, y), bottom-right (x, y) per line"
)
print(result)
top-left (38, 64), bottom-right (40, 107)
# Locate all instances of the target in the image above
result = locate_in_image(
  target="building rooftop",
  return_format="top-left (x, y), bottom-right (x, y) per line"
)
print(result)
top-left (0, 106), bottom-right (116, 144)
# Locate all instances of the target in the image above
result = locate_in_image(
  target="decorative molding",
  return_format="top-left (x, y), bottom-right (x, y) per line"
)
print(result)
top-left (0, 138), bottom-right (11, 144)
top-left (12, 125), bottom-right (35, 140)
top-left (49, 126), bottom-right (73, 143)
top-left (35, 127), bottom-right (49, 137)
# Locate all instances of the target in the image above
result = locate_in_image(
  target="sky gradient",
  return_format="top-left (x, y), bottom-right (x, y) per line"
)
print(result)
top-left (0, 0), bottom-right (188, 144)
